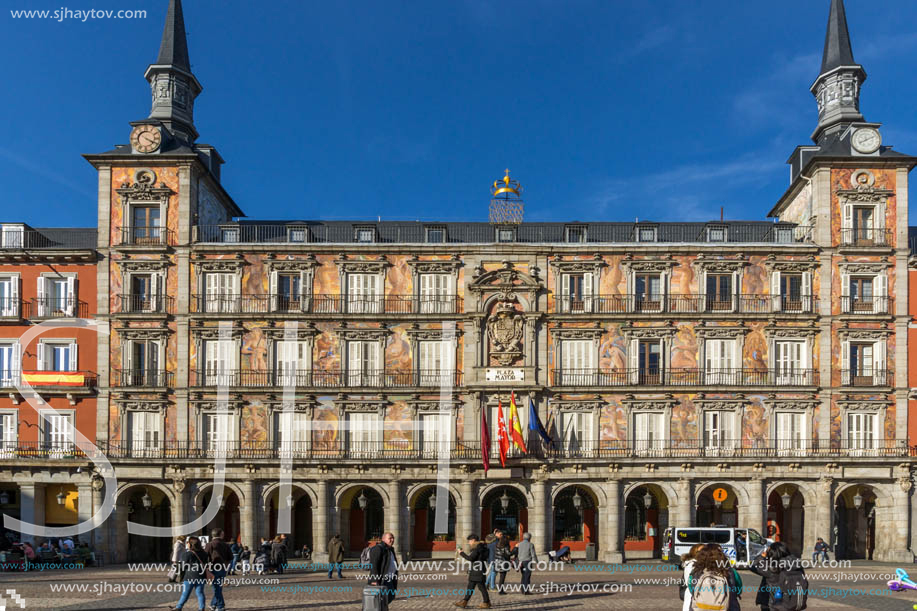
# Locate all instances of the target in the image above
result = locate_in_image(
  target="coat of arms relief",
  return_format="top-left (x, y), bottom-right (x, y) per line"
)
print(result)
top-left (487, 301), bottom-right (524, 365)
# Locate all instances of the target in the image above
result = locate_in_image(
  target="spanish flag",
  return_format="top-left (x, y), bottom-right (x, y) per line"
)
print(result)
top-left (21, 371), bottom-right (85, 387)
top-left (509, 392), bottom-right (527, 454)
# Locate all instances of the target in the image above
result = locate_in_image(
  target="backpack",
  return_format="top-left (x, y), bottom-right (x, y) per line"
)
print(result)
top-left (360, 545), bottom-right (373, 566)
top-left (691, 570), bottom-right (730, 611)
top-left (772, 568), bottom-right (808, 611)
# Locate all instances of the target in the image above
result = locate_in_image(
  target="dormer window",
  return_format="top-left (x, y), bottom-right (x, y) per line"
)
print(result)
top-left (565, 226), bottom-right (586, 243)
top-left (775, 226), bottom-right (793, 244)
top-left (496, 227), bottom-right (516, 243)
top-left (0, 225), bottom-right (24, 248)
top-left (220, 226), bottom-right (239, 243)
top-left (636, 226), bottom-right (657, 243)
top-left (287, 226), bottom-right (307, 243)
top-left (425, 227), bottom-right (445, 244)
top-left (706, 225), bottom-right (727, 242)
top-left (356, 227), bottom-right (376, 243)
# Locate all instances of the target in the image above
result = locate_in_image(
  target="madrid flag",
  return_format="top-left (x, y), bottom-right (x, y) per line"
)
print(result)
top-left (496, 401), bottom-right (510, 467)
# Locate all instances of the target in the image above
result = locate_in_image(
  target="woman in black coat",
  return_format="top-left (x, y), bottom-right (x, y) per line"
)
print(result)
top-left (493, 537), bottom-right (513, 595)
top-left (750, 541), bottom-right (796, 610)
top-left (270, 536), bottom-right (287, 574)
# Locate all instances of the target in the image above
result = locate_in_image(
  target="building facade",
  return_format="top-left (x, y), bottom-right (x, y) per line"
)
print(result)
top-left (4, 0), bottom-right (914, 565)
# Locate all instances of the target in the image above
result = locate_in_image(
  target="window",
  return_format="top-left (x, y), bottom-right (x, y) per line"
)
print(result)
top-left (705, 274), bottom-right (733, 311)
top-left (131, 205), bottom-right (161, 244)
top-left (636, 341), bottom-right (662, 384)
top-left (636, 226), bottom-right (657, 242)
top-left (775, 227), bottom-right (794, 244)
top-left (39, 341), bottom-right (76, 372)
top-left (496, 228), bottom-right (515, 243)
top-left (425, 227), bottom-right (445, 244)
top-left (41, 411), bottom-right (73, 455)
top-left (566, 226), bottom-right (586, 243)
top-left (0, 276), bottom-right (18, 317)
top-left (275, 340), bottom-right (310, 386)
top-left (347, 340), bottom-right (380, 386)
top-left (126, 339), bottom-right (161, 386)
top-left (845, 342), bottom-right (885, 386)
top-left (0, 225), bottom-right (24, 248)
top-left (776, 412), bottom-right (807, 455)
top-left (129, 411), bottom-right (161, 455)
top-left (704, 339), bottom-right (736, 384)
top-left (0, 343), bottom-right (20, 386)
top-left (419, 274), bottom-right (452, 313)
top-left (560, 339), bottom-right (593, 385)
top-left (419, 340), bottom-right (451, 386)
top-left (0, 411), bottom-right (15, 456)
top-left (421, 412), bottom-right (451, 457)
top-left (559, 273), bottom-right (593, 313)
top-left (777, 273), bottom-right (807, 312)
top-left (560, 411), bottom-right (594, 454)
top-left (852, 206), bottom-right (874, 244)
top-left (707, 225), bottom-right (727, 242)
top-left (204, 412), bottom-right (235, 454)
top-left (37, 276), bottom-right (75, 317)
top-left (203, 340), bottom-right (236, 386)
top-left (275, 411), bottom-right (309, 456)
top-left (130, 274), bottom-right (163, 313)
top-left (220, 227), bottom-right (239, 243)
top-left (847, 412), bottom-right (878, 453)
top-left (203, 272), bottom-right (237, 313)
top-left (347, 273), bottom-right (381, 313)
top-left (275, 273), bottom-right (302, 312)
top-left (347, 411), bottom-right (381, 457)
top-left (847, 275), bottom-right (886, 314)
top-left (356, 228), bottom-right (375, 243)
top-left (634, 273), bottom-right (662, 311)
top-left (774, 341), bottom-right (806, 385)
top-left (287, 226), bottom-right (307, 243)
top-left (634, 412), bottom-right (665, 455)
top-left (703, 411), bottom-right (735, 456)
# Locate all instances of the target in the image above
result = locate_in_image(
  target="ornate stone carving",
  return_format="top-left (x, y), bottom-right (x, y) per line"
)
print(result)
top-left (696, 324), bottom-right (745, 339)
top-left (191, 325), bottom-right (244, 339)
top-left (487, 301), bottom-right (524, 365)
top-left (116, 327), bottom-right (170, 341)
top-left (764, 324), bottom-right (817, 339)
top-left (764, 255), bottom-right (818, 272)
top-left (620, 256), bottom-right (676, 273)
top-left (268, 255), bottom-right (317, 272)
top-left (836, 328), bottom-right (889, 340)
top-left (406, 255), bottom-right (462, 274)
top-left (196, 259), bottom-right (244, 272)
top-left (117, 169), bottom-right (174, 202)
top-left (119, 259), bottom-right (170, 272)
top-left (468, 260), bottom-right (542, 303)
top-left (263, 323), bottom-right (317, 340)
top-left (838, 261), bottom-right (890, 274)
top-left (334, 254), bottom-right (390, 274)
top-left (173, 478), bottom-right (186, 493)
top-left (622, 394), bottom-right (675, 411)
top-left (549, 254), bottom-right (606, 275)
top-left (622, 325), bottom-right (677, 340)
top-left (693, 255), bottom-right (747, 274)
top-left (552, 324), bottom-right (603, 340)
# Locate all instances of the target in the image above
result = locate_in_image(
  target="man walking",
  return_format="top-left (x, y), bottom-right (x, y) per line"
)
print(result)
top-left (514, 532), bottom-right (538, 594)
top-left (204, 529), bottom-right (233, 611)
top-left (327, 534), bottom-right (345, 579)
top-left (367, 532), bottom-right (399, 606)
top-left (453, 534), bottom-right (491, 609)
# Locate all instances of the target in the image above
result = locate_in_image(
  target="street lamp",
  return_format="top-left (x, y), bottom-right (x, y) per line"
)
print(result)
top-left (141, 488), bottom-right (153, 510)
top-left (643, 490), bottom-right (653, 509)
top-left (286, 494), bottom-right (295, 509)
top-left (0, 491), bottom-right (9, 505)
top-left (853, 489), bottom-right (863, 510)
top-left (781, 489), bottom-right (792, 510)
top-left (572, 489), bottom-right (583, 511)
top-left (499, 490), bottom-right (511, 512)
top-left (428, 489), bottom-right (437, 510)
top-left (56, 488), bottom-right (66, 506)
top-left (358, 489), bottom-right (368, 510)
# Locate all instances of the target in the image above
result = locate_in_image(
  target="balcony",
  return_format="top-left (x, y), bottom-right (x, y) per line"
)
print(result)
top-left (87, 438), bottom-right (911, 461)
top-left (29, 297), bottom-right (89, 319)
top-left (112, 294), bottom-right (174, 315)
top-left (840, 227), bottom-right (893, 247)
top-left (840, 295), bottom-right (891, 315)
top-left (117, 226), bottom-right (174, 247)
top-left (0, 297), bottom-right (21, 320)
top-left (552, 294), bottom-right (814, 315)
top-left (15, 370), bottom-right (97, 389)
top-left (551, 368), bottom-right (817, 387)
top-left (190, 294), bottom-right (463, 315)
top-left (190, 368), bottom-right (463, 389)
top-left (112, 369), bottom-right (174, 388)
top-left (0, 442), bottom-right (87, 460)
top-left (0, 229), bottom-right (97, 250)
top-left (840, 369), bottom-right (892, 387)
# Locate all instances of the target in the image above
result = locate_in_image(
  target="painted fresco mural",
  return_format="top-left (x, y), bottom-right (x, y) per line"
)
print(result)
top-left (109, 166), bottom-right (181, 245)
top-left (831, 167), bottom-right (898, 248)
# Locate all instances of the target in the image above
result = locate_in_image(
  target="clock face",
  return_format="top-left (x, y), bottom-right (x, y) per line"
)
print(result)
top-left (852, 128), bottom-right (881, 154)
top-left (130, 125), bottom-right (162, 154)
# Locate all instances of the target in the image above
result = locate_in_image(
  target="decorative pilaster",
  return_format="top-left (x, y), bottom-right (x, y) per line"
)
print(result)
top-left (606, 478), bottom-right (623, 563)
top-left (240, 480), bottom-right (256, 549)
top-left (530, 475), bottom-right (547, 556)
top-left (314, 479), bottom-right (330, 564)
top-left (459, 479), bottom-right (474, 542)
top-left (746, 477), bottom-right (765, 536)
top-left (817, 477), bottom-right (835, 550)
top-left (676, 478), bottom-right (692, 526)
top-left (387, 480), bottom-right (403, 557)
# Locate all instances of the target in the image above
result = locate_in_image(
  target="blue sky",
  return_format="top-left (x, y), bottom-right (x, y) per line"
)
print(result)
top-left (4, 0), bottom-right (917, 226)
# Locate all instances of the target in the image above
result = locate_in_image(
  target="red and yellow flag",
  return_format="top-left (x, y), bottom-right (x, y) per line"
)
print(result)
top-left (509, 392), bottom-right (527, 454)
top-left (496, 401), bottom-right (509, 467)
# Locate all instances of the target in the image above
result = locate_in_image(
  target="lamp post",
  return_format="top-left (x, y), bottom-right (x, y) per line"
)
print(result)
top-left (0, 491), bottom-right (9, 505)
top-left (358, 489), bottom-right (368, 510)
top-left (499, 490), bottom-right (510, 513)
top-left (141, 488), bottom-right (153, 510)
top-left (781, 489), bottom-right (792, 510)
top-left (429, 489), bottom-right (437, 510)
top-left (853, 489), bottom-right (863, 510)
top-left (56, 488), bottom-right (66, 506)
top-left (643, 489), bottom-right (653, 509)
top-left (572, 488), bottom-right (583, 511)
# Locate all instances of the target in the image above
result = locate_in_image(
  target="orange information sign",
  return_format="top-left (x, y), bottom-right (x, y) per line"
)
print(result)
top-left (712, 488), bottom-right (728, 503)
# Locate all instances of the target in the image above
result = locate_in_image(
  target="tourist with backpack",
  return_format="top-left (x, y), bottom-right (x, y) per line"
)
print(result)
top-left (750, 541), bottom-right (808, 611)
top-left (688, 543), bottom-right (743, 611)
top-left (680, 543), bottom-right (704, 611)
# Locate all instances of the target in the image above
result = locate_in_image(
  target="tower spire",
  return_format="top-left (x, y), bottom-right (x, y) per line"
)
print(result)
top-left (810, 0), bottom-right (866, 143)
top-left (144, 0), bottom-right (202, 143)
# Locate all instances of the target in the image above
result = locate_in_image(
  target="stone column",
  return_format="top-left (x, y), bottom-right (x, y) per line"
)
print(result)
top-left (676, 478), bottom-right (692, 526)
top-left (459, 479), bottom-right (474, 543)
top-left (816, 477), bottom-right (835, 551)
top-left (387, 480), bottom-right (403, 557)
top-left (170, 483), bottom-right (187, 537)
top-left (530, 477), bottom-right (547, 556)
top-left (313, 479), bottom-right (330, 564)
top-left (606, 478), bottom-right (623, 563)
top-left (746, 477), bottom-right (765, 536)
top-left (887, 476), bottom-right (915, 563)
top-left (112, 502), bottom-right (129, 564)
top-left (240, 480), bottom-right (257, 548)
top-left (19, 483), bottom-right (45, 543)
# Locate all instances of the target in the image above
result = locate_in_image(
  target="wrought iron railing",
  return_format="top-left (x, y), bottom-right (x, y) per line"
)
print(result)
top-left (190, 294), bottom-right (463, 314)
top-left (840, 369), bottom-right (892, 386)
top-left (29, 297), bottom-right (89, 318)
top-left (840, 227), bottom-right (893, 247)
top-left (0, 229), bottom-right (96, 250)
top-left (839, 295), bottom-right (891, 315)
top-left (553, 294), bottom-right (814, 314)
top-left (113, 294), bottom-right (174, 314)
top-left (118, 226), bottom-right (174, 246)
top-left (0, 297), bottom-right (21, 319)
top-left (112, 369), bottom-right (174, 387)
top-left (190, 368), bottom-right (462, 388)
top-left (551, 368), bottom-right (817, 387)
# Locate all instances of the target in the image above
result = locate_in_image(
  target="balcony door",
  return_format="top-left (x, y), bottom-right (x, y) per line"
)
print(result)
top-left (637, 341), bottom-right (662, 384)
top-left (348, 273), bottom-right (380, 313)
top-left (634, 411), bottom-right (664, 456)
top-left (703, 411), bottom-right (735, 456)
top-left (0, 276), bottom-right (18, 317)
top-left (204, 340), bottom-right (236, 386)
top-left (634, 274), bottom-right (662, 312)
top-left (560, 410), bottom-right (594, 456)
top-left (205, 412), bottom-right (235, 455)
top-left (0, 343), bottom-right (19, 387)
top-left (130, 411), bottom-right (161, 456)
top-left (849, 343), bottom-right (874, 386)
top-left (847, 412), bottom-right (878, 454)
top-left (852, 206), bottom-right (874, 244)
top-left (704, 339), bottom-right (735, 384)
top-left (419, 273), bottom-right (452, 313)
top-left (775, 341), bottom-right (804, 385)
top-left (559, 273), bottom-right (592, 313)
top-left (42, 412), bottom-right (73, 456)
top-left (131, 205), bottom-right (161, 244)
top-left (128, 340), bottom-right (160, 386)
top-left (40, 342), bottom-right (76, 372)
top-left (421, 412), bottom-right (451, 458)
top-left (779, 273), bottom-right (804, 312)
top-left (276, 411), bottom-right (309, 456)
top-left (348, 341), bottom-right (380, 387)
top-left (706, 274), bottom-right (733, 311)
top-left (849, 277), bottom-right (874, 313)
top-left (204, 273), bottom-right (236, 313)
top-left (276, 273), bottom-right (302, 312)
top-left (0, 412), bottom-right (15, 457)
top-left (348, 411), bottom-right (381, 458)
top-left (561, 340), bottom-right (593, 385)
top-left (419, 340), bottom-right (451, 386)
top-left (275, 340), bottom-right (309, 386)
top-left (775, 412), bottom-right (807, 456)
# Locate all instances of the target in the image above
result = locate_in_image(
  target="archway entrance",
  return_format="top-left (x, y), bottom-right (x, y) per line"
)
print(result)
top-left (766, 485), bottom-right (805, 556)
top-left (481, 486), bottom-right (527, 543)
top-left (552, 485), bottom-right (598, 554)
top-left (266, 488), bottom-right (313, 554)
top-left (200, 488), bottom-right (241, 542)
top-left (124, 486), bottom-right (171, 563)
top-left (624, 484), bottom-right (668, 558)
top-left (0, 484), bottom-right (21, 545)
top-left (410, 486), bottom-right (456, 557)
top-left (341, 487), bottom-right (384, 553)
top-left (696, 484), bottom-right (739, 527)
top-left (835, 486), bottom-right (876, 560)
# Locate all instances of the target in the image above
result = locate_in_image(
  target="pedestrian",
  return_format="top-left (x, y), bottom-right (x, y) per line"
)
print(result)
top-left (168, 535), bottom-right (186, 583)
top-left (493, 535), bottom-right (512, 595)
top-left (367, 532), bottom-right (399, 606)
top-left (271, 535), bottom-right (288, 575)
top-left (301, 543), bottom-right (312, 561)
top-left (203, 528), bottom-right (233, 611)
top-left (240, 546), bottom-right (251, 576)
top-left (170, 536), bottom-right (209, 611)
top-left (254, 538), bottom-right (270, 575)
top-left (811, 538), bottom-right (829, 564)
top-left (513, 532), bottom-right (538, 595)
top-left (680, 543), bottom-right (704, 611)
top-left (687, 543), bottom-right (742, 611)
top-left (327, 534), bottom-right (344, 579)
top-left (483, 534), bottom-right (496, 590)
top-left (750, 541), bottom-right (808, 611)
top-left (453, 533), bottom-right (491, 609)
top-left (229, 537), bottom-right (241, 575)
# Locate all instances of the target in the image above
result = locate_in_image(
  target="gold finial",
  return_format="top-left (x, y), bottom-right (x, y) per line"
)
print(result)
top-left (490, 167), bottom-right (524, 224)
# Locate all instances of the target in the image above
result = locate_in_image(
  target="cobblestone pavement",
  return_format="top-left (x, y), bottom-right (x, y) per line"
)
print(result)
top-left (2, 560), bottom-right (916, 610)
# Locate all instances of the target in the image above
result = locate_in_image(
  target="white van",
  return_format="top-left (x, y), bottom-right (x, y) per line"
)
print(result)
top-left (662, 526), bottom-right (771, 568)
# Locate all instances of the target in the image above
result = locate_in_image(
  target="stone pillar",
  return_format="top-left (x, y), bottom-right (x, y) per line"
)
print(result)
top-left (816, 477), bottom-right (835, 551)
top-left (746, 477), bottom-right (765, 536)
top-left (676, 478), bottom-right (692, 526)
top-left (887, 476), bottom-right (915, 563)
top-left (459, 479), bottom-right (474, 543)
top-left (313, 479), bottom-right (330, 564)
top-left (530, 477), bottom-right (547, 556)
top-left (112, 502), bottom-right (129, 564)
top-left (240, 480), bottom-right (257, 548)
top-left (606, 478), bottom-right (622, 563)
top-left (387, 480), bottom-right (403, 557)
top-left (19, 483), bottom-right (45, 543)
